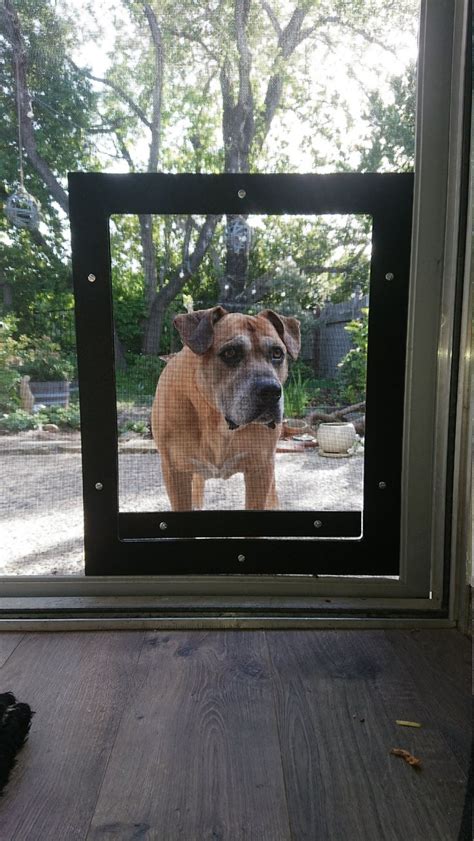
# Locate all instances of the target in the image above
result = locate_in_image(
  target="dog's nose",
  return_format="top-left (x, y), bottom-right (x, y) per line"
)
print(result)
top-left (256, 379), bottom-right (282, 406)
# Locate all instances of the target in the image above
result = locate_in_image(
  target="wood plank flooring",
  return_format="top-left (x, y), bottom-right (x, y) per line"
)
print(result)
top-left (0, 630), bottom-right (470, 841)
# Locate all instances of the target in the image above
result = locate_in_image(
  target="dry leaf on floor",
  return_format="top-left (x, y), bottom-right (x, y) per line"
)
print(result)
top-left (396, 720), bottom-right (422, 728)
top-left (390, 748), bottom-right (422, 768)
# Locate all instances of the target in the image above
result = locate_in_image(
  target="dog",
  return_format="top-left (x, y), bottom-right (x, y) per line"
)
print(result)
top-left (151, 307), bottom-right (301, 511)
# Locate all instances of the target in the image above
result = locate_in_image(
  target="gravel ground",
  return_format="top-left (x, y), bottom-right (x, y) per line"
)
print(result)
top-left (1, 437), bottom-right (363, 576)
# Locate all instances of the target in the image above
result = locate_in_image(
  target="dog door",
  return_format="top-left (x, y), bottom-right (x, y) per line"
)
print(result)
top-left (69, 173), bottom-right (413, 575)
top-left (113, 212), bottom-right (370, 517)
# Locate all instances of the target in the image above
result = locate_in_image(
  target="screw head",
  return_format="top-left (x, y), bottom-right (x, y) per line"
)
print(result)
top-left (314, 520), bottom-right (323, 529)
top-left (237, 554), bottom-right (246, 563)
top-left (159, 521), bottom-right (168, 531)
top-left (385, 272), bottom-right (394, 281)
top-left (378, 481), bottom-right (387, 490)
top-left (237, 189), bottom-right (246, 199)
top-left (95, 482), bottom-right (103, 491)
top-left (88, 273), bottom-right (96, 283)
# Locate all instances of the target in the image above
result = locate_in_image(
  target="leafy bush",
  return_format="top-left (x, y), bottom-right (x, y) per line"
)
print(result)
top-left (119, 419), bottom-right (150, 436)
top-left (39, 404), bottom-right (81, 430)
top-left (0, 317), bottom-right (21, 412)
top-left (0, 409), bottom-right (40, 433)
top-left (337, 308), bottom-right (368, 404)
top-left (0, 403), bottom-right (81, 434)
top-left (284, 363), bottom-right (313, 418)
top-left (14, 334), bottom-right (76, 381)
top-left (116, 354), bottom-right (164, 402)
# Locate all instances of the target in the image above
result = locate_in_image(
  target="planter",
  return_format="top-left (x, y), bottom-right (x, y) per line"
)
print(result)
top-left (282, 418), bottom-right (312, 438)
top-left (317, 422), bottom-right (356, 456)
top-left (29, 380), bottom-right (71, 408)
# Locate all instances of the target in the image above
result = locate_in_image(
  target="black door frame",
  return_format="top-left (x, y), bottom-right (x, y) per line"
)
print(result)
top-left (68, 172), bottom-right (413, 576)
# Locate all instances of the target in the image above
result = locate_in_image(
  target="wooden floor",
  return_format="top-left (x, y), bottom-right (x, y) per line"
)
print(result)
top-left (0, 629), bottom-right (470, 841)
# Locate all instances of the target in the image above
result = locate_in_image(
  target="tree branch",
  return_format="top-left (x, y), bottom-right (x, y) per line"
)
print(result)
top-left (257, 5), bottom-right (309, 148)
top-left (143, 2), bottom-right (164, 172)
top-left (2, 0), bottom-right (69, 213)
top-left (163, 25), bottom-right (218, 62)
top-left (115, 134), bottom-right (135, 170)
top-left (181, 216), bottom-right (194, 272)
top-left (235, 0), bottom-right (252, 107)
top-left (67, 58), bottom-right (152, 129)
top-left (260, 1), bottom-right (281, 37)
top-left (164, 214), bottom-right (222, 303)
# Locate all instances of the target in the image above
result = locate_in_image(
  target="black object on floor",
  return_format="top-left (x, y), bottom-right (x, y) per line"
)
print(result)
top-left (0, 692), bottom-right (34, 796)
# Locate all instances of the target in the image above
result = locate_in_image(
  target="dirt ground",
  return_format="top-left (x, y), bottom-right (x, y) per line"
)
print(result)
top-left (1, 435), bottom-right (363, 576)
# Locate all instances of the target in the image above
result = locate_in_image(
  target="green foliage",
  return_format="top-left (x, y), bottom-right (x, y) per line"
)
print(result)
top-left (115, 353), bottom-right (164, 402)
top-left (0, 409), bottom-right (39, 433)
top-left (337, 308), bottom-right (369, 404)
top-left (0, 317), bottom-right (21, 412)
top-left (0, 403), bottom-right (80, 433)
top-left (119, 419), bottom-right (149, 435)
top-left (284, 361), bottom-right (313, 419)
top-left (0, 0), bottom-right (417, 363)
top-left (357, 64), bottom-right (416, 172)
top-left (13, 334), bottom-right (75, 381)
top-left (39, 404), bottom-right (81, 429)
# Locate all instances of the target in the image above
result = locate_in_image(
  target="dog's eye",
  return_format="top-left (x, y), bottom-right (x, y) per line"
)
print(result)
top-left (271, 347), bottom-right (284, 361)
top-left (220, 346), bottom-right (242, 365)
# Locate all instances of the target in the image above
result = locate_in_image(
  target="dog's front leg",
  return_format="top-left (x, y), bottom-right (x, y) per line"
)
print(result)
top-left (244, 463), bottom-right (277, 510)
top-left (161, 459), bottom-right (193, 511)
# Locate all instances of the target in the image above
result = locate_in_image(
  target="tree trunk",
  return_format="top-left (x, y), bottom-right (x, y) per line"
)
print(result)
top-left (220, 214), bottom-right (250, 308)
top-left (139, 214), bottom-right (158, 311)
top-left (142, 292), bottom-right (170, 356)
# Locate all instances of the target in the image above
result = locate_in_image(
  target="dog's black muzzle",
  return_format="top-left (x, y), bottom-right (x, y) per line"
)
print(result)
top-left (225, 378), bottom-right (283, 431)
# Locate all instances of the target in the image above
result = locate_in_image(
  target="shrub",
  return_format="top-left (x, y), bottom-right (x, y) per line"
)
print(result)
top-left (119, 420), bottom-right (150, 436)
top-left (116, 354), bottom-right (164, 403)
top-left (0, 403), bottom-right (81, 434)
top-left (337, 308), bottom-right (368, 404)
top-left (38, 404), bottom-right (81, 430)
top-left (14, 334), bottom-right (76, 381)
top-left (284, 363), bottom-right (312, 418)
top-left (0, 409), bottom-right (40, 433)
top-left (0, 318), bottom-right (22, 412)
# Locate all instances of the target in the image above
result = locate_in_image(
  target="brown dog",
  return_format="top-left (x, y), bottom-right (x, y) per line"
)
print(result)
top-left (151, 307), bottom-right (301, 511)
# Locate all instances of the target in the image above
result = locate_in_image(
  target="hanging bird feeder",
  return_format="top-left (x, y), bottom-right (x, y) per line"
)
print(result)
top-left (4, 55), bottom-right (41, 233)
top-left (227, 216), bottom-right (252, 254)
top-left (5, 185), bottom-right (41, 232)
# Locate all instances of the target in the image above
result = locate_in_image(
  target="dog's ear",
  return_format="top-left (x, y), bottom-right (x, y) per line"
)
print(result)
top-left (174, 306), bottom-right (228, 354)
top-left (258, 310), bottom-right (301, 360)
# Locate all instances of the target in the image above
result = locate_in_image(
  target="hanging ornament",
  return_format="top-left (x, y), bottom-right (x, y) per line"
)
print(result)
top-left (5, 185), bottom-right (41, 231)
top-left (227, 216), bottom-right (252, 255)
top-left (4, 55), bottom-right (41, 233)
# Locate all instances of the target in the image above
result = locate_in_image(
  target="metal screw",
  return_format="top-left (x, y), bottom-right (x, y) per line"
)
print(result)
top-left (378, 481), bottom-right (387, 490)
top-left (237, 554), bottom-right (246, 562)
top-left (385, 272), bottom-right (394, 281)
top-left (88, 273), bottom-right (96, 283)
top-left (237, 189), bottom-right (246, 199)
top-left (159, 521), bottom-right (168, 531)
top-left (314, 520), bottom-right (323, 529)
top-left (95, 482), bottom-right (103, 491)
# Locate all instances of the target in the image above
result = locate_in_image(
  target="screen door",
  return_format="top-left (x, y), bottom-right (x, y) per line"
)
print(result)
top-left (69, 172), bottom-right (413, 575)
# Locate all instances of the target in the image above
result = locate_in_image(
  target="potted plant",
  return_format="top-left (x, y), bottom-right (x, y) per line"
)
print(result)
top-left (15, 335), bottom-right (75, 408)
top-left (317, 421), bottom-right (357, 456)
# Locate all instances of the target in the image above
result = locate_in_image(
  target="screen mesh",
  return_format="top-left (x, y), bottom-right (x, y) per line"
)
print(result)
top-left (0, 0), bottom-right (419, 574)
top-left (113, 213), bottom-right (370, 515)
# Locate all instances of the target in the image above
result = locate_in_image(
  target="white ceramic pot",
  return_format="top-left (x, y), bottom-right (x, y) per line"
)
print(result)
top-left (317, 422), bottom-right (356, 454)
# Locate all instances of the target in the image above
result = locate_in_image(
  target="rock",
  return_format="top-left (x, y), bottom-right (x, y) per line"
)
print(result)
top-left (42, 423), bottom-right (60, 433)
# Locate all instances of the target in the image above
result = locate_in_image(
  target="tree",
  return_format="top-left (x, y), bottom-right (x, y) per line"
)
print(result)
top-left (356, 62), bottom-right (416, 172)
top-left (0, 0), bottom-right (98, 341)
top-left (1, 0), bottom-right (419, 359)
